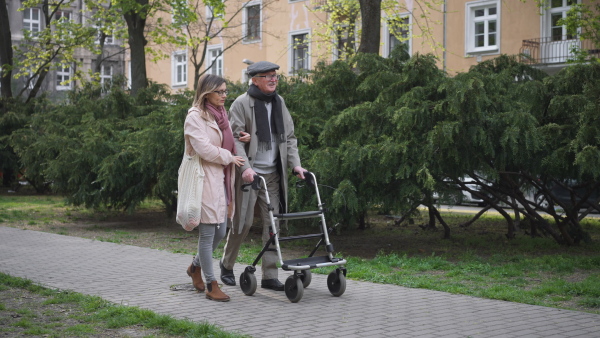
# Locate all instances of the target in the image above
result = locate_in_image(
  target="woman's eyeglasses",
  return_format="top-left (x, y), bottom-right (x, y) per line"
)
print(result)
top-left (253, 74), bottom-right (280, 81)
top-left (213, 90), bottom-right (229, 96)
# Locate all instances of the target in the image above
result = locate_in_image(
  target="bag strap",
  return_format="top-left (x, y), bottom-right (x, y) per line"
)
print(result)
top-left (184, 108), bottom-right (200, 157)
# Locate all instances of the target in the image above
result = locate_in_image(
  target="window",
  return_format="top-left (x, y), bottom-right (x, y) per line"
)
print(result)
top-left (206, 0), bottom-right (224, 20)
top-left (206, 46), bottom-right (223, 76)
top-left (385, 16), bottom-right (410, 57)
top-left (334, 25), bottom-right (356, 61)
top-left (466, 1), bottom-right (500, 54)
top-left (23, 8), bottom-right (41, 33)
top-left (243, 2), bottom-right (261, 42)
top-left (100, 65), bottom-right (113, 85)
top-left (56, 65), bottom-right (72, 90)
top-left (55, 10), bottom-right (72, 23)
top-left (548, 0), bottom-right (577, 41)
top-left (290, 31), bottom-right (309, 73)
top-left (28, 71), bottom-right (37, 89)
top-left (172, 51), bottom-right (187, 86)
top-left (93, 24), bottom-right (114, 45)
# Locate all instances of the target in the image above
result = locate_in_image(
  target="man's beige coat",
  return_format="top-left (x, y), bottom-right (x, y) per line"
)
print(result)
top-left (228, 93), bottom-right (302, 233)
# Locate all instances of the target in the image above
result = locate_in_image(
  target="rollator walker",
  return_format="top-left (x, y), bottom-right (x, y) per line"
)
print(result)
top-left (238, 171), bottom-right (347, 303)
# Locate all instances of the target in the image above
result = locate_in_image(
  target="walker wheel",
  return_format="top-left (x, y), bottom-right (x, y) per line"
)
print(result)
top-left (327, 269), bottom-right (346, 297)
top-left (239, 271), bottom-right (257, 296)
top-left (285, 275), bottom-right (304, 303)
top-left (299, 270), bottom-right (312, 288)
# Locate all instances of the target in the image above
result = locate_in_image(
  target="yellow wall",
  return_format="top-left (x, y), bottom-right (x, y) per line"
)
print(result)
top-left (145, 0), bottom-right (593, 90)
top-left (443, 0), bottom-right (541, 74)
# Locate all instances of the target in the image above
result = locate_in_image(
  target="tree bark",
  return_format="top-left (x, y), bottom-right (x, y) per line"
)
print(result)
top-left (432, 206), bottom-right (451, 239)
top-left (459, 205), bottom-right (492, 228)
top-left (358, 213), bottom-right (366, 230)
top-left (123, 0), bottom-right (149, 95)
top-left (0, 0), bottom-right (14, 98)
top-left (358, 0), bottom-right (382, 54)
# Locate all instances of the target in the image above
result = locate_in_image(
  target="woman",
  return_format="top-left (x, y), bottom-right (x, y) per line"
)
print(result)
top-left (184, 74), bottom-right (249, 302)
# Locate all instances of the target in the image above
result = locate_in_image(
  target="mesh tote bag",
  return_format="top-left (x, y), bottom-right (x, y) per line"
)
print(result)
top-left (176, 144), bottom-right (205, 231)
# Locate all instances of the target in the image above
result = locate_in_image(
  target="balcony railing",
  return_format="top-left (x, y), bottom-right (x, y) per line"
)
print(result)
top-left (519, 36), bottom-right (600, 65)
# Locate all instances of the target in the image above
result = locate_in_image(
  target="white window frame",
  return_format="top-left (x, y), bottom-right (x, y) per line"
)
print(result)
top-left (543, 0), bottom-right (578, 41)
top-left (383, 14), bottom-right (411, 58)
top-left (206, 0), bottom-right (224, 20)
top-left (100, 64), bottom-right (113, 85)
top-left (206, 45), bottom-right (223, 77)
top-left (332, 24), bottom-right (357, 62)
top-left (28, 71), bottom-right (38, 90)
top-left (172, 50), bottom-right (188, 87)
top-left (289, 29), bottom-right (310, 74)
top-left (55, 10), bottom-right (72, 23)
top-left (127, 61), bottom-right (132, 89)
top-left (465, 0), bottom-right (500, 55)
top-left (243, 1), bottom-right (261, 43)
top-left (56, 65), bottom-right (72, 91)
top-left (23, 7), bottom-right (41, 34)
top-left (93, 24), bottom-right (114, 45)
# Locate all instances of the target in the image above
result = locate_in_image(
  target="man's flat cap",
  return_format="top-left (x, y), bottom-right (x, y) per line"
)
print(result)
top-left (247, 61), bottom-right (280, 76)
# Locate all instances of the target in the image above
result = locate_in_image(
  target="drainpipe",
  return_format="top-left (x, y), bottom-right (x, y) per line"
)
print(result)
top-left (443, 0), bottom-right (447, 73)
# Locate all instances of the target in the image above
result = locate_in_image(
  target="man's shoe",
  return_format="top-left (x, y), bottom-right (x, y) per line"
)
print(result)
top-left (261, 278), bottom-right (284, 291)
top-left (220, 261), bottom-right (236, 286)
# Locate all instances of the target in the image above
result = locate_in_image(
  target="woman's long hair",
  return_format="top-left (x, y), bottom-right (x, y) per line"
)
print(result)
top-left (192, 74), bottom-right (226, 115)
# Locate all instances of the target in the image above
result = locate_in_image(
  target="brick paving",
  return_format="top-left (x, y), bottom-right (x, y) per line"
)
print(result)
top-left (1, 226), bottom-right (599, 338)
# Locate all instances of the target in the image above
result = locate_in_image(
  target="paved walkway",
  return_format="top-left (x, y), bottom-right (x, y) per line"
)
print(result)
top-left (1, 226), bottom-right (599, 338)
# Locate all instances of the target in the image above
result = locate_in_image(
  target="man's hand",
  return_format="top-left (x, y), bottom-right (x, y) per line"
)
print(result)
top-left (293, 166), bottom-right (307, 180)
top-left (242, 168), bottom-right (257, 183)
top-left (239, 131), bottom-right (251, 143)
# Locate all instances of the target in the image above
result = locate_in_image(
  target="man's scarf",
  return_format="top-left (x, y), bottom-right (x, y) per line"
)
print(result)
top-left (206, 102), bottom-right (235, 205)
top-left (247, 84), bottom-right (284, 151)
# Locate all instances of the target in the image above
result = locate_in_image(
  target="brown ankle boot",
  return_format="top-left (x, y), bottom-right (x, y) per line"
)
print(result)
top-left (206, 280), bottom-right (230, 302)
top-left (187, 264), bottom-right (205, 292)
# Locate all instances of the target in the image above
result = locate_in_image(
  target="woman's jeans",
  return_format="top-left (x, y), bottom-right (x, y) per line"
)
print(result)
top-left (193, 221), bottom-right (226, 283)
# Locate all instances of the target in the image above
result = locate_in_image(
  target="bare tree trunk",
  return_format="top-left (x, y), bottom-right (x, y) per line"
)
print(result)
top-left (0, 0), bottom-right (13, 99)
top-left (460, 205), bottom-right (492, 227)
top-left (357, 0), bottom-right (382, 54)
top-left (123, 0), bottom-right (148, 96)
top-left (388, 202), bottom-right (421, 226)
top-left (418, 204), bottom-right (438, 231)
top-left (358, 213), bottom-right (366, 230)
top-left (25, 68), bottom-right (50, 103)
top-left (432, 207), bottom-right (451, 239)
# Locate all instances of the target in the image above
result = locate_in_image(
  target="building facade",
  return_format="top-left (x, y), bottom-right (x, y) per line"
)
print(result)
top-left (146, 0), bottom-right (598, 92)
top-left (4, 0), bottom-right (126, 100)
top-left (4, 0), bottom-right (597, 97)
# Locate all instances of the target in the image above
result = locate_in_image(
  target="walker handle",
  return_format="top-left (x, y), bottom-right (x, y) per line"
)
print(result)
top-left (292, 170), bottom-right (315, 188)
top-left (241, 175), bottom-right (262, 191)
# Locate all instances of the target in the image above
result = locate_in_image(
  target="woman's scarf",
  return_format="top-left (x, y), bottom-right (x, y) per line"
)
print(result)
top-left (247, 84), bottom-right (284, 151)
top-left (206, 102), bottom-right (235, 205)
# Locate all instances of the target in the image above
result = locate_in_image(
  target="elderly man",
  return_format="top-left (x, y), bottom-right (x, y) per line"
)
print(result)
top-left (220, 61), bottom-right (307, 291)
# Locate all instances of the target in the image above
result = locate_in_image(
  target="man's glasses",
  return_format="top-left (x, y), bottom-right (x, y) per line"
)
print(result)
top-left (253, 74), bottom-right (280, 81)
top-left (213, 90), bottom-right (229, 96)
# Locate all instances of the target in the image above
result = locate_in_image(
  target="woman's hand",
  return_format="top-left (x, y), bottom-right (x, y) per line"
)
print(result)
top-left (232, 156), bottom-right (245, 167)
top-left (239, 131), bottom-right (251, 143)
